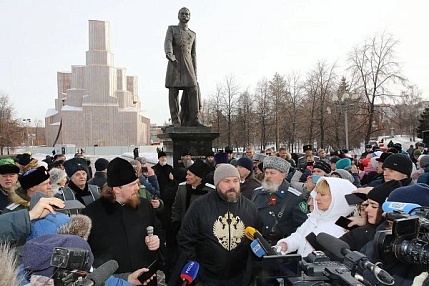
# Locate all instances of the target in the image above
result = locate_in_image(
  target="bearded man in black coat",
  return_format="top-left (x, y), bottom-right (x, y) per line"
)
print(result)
top-left (82, 157), bottom-right (162, 285)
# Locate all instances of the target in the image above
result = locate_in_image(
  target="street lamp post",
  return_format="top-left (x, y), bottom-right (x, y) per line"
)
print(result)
top-left (332, 93), bottom-right (358, 150)
top-left (22, 118), bottom-right (31, 147)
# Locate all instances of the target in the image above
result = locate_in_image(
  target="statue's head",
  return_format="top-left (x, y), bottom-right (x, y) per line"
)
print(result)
top-left (178, 7), bottom-right (190, 23)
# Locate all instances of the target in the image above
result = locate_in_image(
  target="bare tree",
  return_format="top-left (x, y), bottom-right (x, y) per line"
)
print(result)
top-left (255, 78), bottom-right (271, 150)
top-left (284, 72), bottom-right (304, 153)
top-left (234, 90), bottom-right (255, 149)
top-left (206, 84), bottom-right (226, 149)
top-left (0, 92), bottom-right (22, 154)
top-left (347, 32), bottom-right (406, 142)
top-left (269, 73), bottom-right (287, 150)
top-left (221, 75), bottom-right (240, 147)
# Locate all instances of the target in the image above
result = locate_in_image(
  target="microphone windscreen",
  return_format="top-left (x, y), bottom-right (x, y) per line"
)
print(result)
top-left (244, 226), bottom-right (256, 241)
top-left (87, 260), bottom-right (119, 286)
top-left (382, 201), bottom-right (421, 215)
top-left (59, 214), bottom-right (92, 240)
top-left (305, 232), bottom-right (322, 251)
top-left (180, 261), bottom-right (200, 283)
top-left (250, 240), bottom-right (266, 258)
top-left (316, 232), bottom-right (350, 261)
top-left (146, 226), bottom-right (154, 236)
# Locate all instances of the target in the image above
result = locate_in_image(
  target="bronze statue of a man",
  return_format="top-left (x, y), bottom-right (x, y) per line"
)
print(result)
top-left (164, 7), bottom-right (202, 127)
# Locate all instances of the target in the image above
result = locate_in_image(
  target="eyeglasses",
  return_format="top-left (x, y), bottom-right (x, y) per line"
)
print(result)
top-left (266, 153), bottom-right (272, 155)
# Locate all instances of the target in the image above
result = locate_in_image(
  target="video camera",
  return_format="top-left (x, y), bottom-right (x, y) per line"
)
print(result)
top-left (374, 206), bottom-right (429, 265)
top-left (260, 251), bottom-right (367, 286)
top-left (50, 247), bottom-right (91, 286)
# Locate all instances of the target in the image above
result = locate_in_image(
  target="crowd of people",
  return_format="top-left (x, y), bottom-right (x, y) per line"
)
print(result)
top-left (1, 141), bottom-right (429, 285)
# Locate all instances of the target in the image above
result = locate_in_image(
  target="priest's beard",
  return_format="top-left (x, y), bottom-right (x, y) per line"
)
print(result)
top-left (262, 180), bottom-right (281, 194)
top-left (126, 194), bottom-right (141, 209)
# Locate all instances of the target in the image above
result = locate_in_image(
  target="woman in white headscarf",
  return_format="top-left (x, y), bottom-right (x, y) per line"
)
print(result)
top-left (276, 177), bottom-right (355, 257)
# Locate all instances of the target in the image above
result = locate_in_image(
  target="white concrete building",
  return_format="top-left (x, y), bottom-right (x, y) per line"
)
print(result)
top-left (45, 20), bottom-right (150, 147)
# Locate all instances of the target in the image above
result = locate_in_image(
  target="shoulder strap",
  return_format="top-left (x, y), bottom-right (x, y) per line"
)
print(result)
top-left (62, 187), bottom-right (76, 201)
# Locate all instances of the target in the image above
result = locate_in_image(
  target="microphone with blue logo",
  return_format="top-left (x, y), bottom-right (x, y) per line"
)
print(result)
top-left (382, 201), bottom-right (421, 215)
top-left (180, 261), bottom-right (200, 286)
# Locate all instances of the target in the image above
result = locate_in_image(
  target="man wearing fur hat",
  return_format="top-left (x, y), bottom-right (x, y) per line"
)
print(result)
top-left (171, 164), bottom-right (263, 285)
top-left (252, 156), bottom-right (308, 244)
top-left (56, 158), bottom-right (99, 212)
top-left (4, 166), bottom-right (52, 213)
top-left (0, 158), bottom-right (21, 213)
top-left (81, 157), bottom-right (162, 284)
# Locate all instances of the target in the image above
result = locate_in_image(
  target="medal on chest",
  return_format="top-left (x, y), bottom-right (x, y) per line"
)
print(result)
top-left (268, 194), bottom-right (278, 206)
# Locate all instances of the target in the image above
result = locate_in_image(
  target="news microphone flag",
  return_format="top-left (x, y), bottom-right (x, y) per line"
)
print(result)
top-left (382, 201), bottom-right (421, 215)
top-left (180, 261), bottom-right (199, 285)
top-left (251, 239), bottom-right (266, 258)
top-left (244, 226), bottom-right (277, 255)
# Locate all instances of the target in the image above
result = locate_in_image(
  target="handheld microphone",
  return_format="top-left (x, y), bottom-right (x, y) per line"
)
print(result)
top-left (251, 239), bottom-right (266, 258)
top-left (86, 260), bottom-right (119, 286)
top-left (180, 261), bottom-right (200, 286)
top-left (244, 226), bottom-right (277, 255)
top-left (382, 201), bottom-right (421, 215)
top-left (147, 226), bottom-right (154, 236)
top-left (317, 232), bottom-right (394, 286)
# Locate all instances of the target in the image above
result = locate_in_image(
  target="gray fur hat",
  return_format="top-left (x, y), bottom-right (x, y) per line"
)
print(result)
top-left (263, 156), bottom-right (290, 173)
top-left (214, 164), bottom-right (240, 186)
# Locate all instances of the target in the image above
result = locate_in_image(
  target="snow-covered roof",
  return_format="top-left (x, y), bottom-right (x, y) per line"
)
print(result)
top-left (45, 108), bottom-right (58, 118)
top-left (62, 105), bottom-right (83, 111)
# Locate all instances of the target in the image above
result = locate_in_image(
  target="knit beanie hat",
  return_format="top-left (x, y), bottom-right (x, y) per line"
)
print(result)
top-left (107, 157), bottom-right (138, 187)
top-left (387, 183), bottom-right (429, 207)
top-left (330, 169), bottom-right (354, 184)
top-left (367, 180), bottom-right (402, 206)
top-left (420, 155), bottom-right (429, 168)
top-left (63, 158), bottom-right (89, 178)
top-left (49, 168), bottom-right (67, 186)
top-left (313, 160), bottom-right (331, 174)
top-left (263, 156), bottom-right (290, 173)
top-left (94, 158), bottom-right (109, 171)
top-left (214, 151), bottom-right (228, 164)
top-left (382, 154), bottom-right (413, 177)
top-left (23, 234), bottom-right (94, 277)
top-left (0, 157), bottom-right (20, 174)
top-left (187, 159), bottom-right (207, 179)
top-left (236, 157), bottom-right (253, 172)
top-left (214, 164), bottom-right (240, 186)
top-left (335, 158), bottom-right (352, 170)
top-left (414, 149), bottom-right (422, 156)
top-left (158, 151), bottom-right (167, 159)
top-left (19, 167), bottom-right (50, 190)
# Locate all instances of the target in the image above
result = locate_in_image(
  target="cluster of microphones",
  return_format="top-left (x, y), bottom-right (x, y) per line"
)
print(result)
top-left (75, 201), bottom-right (423, 286)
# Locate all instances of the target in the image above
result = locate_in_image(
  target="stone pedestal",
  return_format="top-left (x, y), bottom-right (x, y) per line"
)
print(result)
top-left (158, 126), bottom-right (219, 168)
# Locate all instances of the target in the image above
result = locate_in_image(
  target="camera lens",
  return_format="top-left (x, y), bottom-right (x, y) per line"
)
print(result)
top-left (395, 238), bottom-right (429, 265)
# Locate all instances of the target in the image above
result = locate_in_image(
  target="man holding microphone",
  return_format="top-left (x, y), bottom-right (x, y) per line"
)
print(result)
top-left (82, 157), bottom-right (162, 285)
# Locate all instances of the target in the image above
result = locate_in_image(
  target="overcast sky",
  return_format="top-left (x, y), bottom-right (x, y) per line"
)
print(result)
top-left (1, 0), bottom-right (428, 126)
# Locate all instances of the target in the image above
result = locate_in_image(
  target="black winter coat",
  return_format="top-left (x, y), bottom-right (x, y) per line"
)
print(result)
top-left (177, 191), bottom-right (263, 282)
top-left (81, 198), bottom-right (162, 274)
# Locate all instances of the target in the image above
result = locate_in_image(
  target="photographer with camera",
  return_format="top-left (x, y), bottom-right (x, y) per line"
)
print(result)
top-left (361, 183), bottom-right (429, 285)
